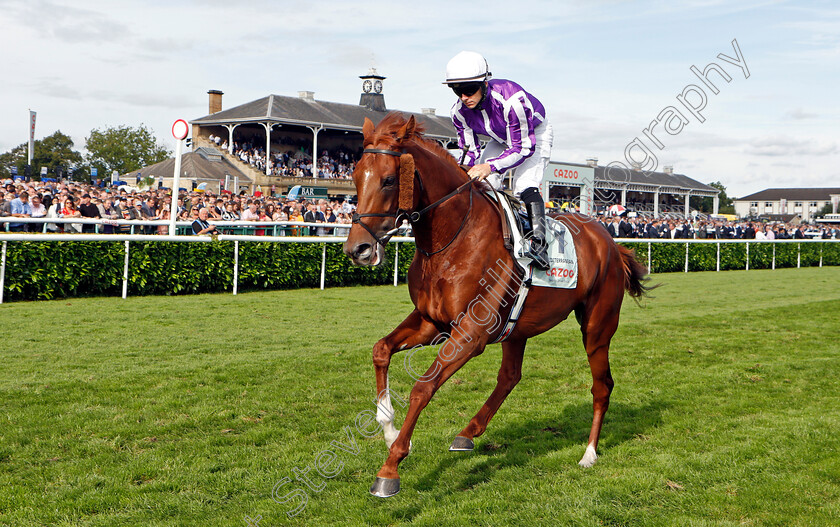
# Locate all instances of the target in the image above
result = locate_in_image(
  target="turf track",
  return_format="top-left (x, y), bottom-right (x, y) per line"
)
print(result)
top-left (0, 267), bottom-right (838, 526)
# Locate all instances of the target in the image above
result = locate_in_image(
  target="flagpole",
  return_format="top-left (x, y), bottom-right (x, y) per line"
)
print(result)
top-left (28, 109), bottom-right (36, 168)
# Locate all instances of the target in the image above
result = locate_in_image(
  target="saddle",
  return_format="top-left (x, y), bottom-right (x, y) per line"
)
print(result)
top-left (460, 167), bottom-right (572, 275)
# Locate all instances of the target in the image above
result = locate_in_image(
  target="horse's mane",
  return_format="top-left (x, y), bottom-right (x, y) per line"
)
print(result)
top-left (367, 112), bottom-right (462, 172)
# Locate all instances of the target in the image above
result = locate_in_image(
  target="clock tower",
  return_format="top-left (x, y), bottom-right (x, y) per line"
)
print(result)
top-left (359, 67), bottom-right (386, 112)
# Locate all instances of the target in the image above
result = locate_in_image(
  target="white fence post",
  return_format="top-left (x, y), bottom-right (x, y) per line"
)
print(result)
top-left (233, 240), bottom-right (239, 295)
top-left (122, 241), bottom-right (130, 299)
top-left (320, 243), bottom-right (327, 290)
top-left (0, 241), bottom-right (6, 304)
top-left (772, 243), bottom-right (776, 270)
top-left (716, 241), bottom-right (720, 272)
top-left (820, 243), bottom-right (823, 268)
top-left (746, 242), bottom-right (750, 271)
top-left (684, 242), bottom-right (689, 273)
top-left (648, 242), bottom-right (652, 273)
top-left (393, 242), bottom-right (399, 287)
top-left (797, 243), bottom-right (801, 268)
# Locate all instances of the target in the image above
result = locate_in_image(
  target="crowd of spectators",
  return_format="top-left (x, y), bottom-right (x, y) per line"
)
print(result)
top-left (3, 178), bottom-right (839, 240)
top-left (600, 214), bottom-right (840, 240)
top-left (0, 178), bottom-right (357, 236)
top-left (207, 134), bottom-right (359, 180)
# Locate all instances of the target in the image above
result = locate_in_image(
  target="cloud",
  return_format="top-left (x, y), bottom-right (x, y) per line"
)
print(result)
top-left (9, 0), bottom-right (131, 44)
top-left (89, 90), bottom-right (196, 110)
top-left (26, 77), bottom-right (193, 109)
top-left (786, 107), bottom-right (818, 120)
top-left (29, 79), bottom-right (84, 100)
top-left (746, 135), bottom-right (838, 157)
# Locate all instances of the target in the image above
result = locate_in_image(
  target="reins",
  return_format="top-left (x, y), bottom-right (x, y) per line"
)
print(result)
top-left (352, 147), bottom-right (473, 256)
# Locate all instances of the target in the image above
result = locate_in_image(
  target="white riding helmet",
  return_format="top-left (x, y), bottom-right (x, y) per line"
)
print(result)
top-left (443, 51), bottom-right (492, 84)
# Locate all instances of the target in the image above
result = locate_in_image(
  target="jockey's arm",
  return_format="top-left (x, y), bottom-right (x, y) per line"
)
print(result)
top-left (451, 107), bottom-right (481, 166)
top-left (486, 96), bottom-right (537, 173)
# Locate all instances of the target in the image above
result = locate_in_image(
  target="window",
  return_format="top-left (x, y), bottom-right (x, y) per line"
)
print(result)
top-left (750, 202), bottom-right (758, 207)
top-left (794, 202), bottom-right (803, 207)
top-left (765, 202), bottom-right (773, 207)
top-left (810, 202), bottom-right (818, 208)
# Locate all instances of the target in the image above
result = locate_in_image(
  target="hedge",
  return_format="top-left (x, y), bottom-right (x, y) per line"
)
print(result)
top-left (1, 240), bottom-right (837, 302)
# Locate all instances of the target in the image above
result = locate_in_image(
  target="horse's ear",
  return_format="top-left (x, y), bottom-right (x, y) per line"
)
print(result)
top-left (362, 118), bottom-right (375, 141)
top-left (395, 115), bottom-right (416, 143)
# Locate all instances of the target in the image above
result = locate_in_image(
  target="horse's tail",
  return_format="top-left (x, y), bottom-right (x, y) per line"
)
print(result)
top-left (617, 244), bottom-right (657, 301)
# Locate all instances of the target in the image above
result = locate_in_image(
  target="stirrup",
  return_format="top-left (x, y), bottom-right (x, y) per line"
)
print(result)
top-left (522, 238), bottom-right (549, 269)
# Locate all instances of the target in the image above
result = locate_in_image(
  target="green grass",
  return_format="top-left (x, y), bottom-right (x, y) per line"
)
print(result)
top-left (1, 267), bottom-right (839, 526)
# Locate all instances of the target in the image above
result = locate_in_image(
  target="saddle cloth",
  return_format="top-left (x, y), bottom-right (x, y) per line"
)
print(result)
top-left (486, 191), bottom-right (579, 289)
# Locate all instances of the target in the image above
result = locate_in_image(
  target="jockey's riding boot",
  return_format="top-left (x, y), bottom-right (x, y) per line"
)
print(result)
top-left (521, 188), bottom-right (550, 270)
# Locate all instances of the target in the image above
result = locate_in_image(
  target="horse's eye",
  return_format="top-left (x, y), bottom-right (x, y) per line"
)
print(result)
top-left (382, 176), bottom-right (397, 188)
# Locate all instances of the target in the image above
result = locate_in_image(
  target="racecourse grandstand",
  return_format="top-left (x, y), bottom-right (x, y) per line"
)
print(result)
top-left (185, 69), bottom-right (719, 216)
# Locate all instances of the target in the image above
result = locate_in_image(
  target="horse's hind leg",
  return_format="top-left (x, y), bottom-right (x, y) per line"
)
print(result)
top-left (577, 300), bottom-right (620, 467)
top-left (451, 338), bottom-right (526, 451)
top-left (373, 309), bottom-right (439, 449)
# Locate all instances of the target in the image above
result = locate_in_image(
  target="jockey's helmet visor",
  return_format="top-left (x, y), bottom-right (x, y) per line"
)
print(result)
top-left (451, 82), bottom-right (483, 97)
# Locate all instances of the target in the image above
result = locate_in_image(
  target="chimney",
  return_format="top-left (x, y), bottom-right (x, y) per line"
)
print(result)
top-left (208, 90), bottom-right (223, 114)
top-left (421, 108), bottom-right (436, 116)
top-left (586, 157), bottom-right (598, 167)
top-left (631, 162), bottom-right (642, 171)
top-left (663, 165), bottom-right (674, 175)
top-left (298, 91), bottom-right (315, 101)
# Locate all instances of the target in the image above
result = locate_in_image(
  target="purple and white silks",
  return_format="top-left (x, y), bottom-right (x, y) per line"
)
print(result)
top-left (450, 78), bottom-right (546, 173)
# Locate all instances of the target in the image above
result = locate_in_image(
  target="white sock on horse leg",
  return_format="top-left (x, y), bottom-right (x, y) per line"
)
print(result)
top-left (376, 380), bottom-right (400, 448)
top-left (578, 444), bottom-right (598, 467)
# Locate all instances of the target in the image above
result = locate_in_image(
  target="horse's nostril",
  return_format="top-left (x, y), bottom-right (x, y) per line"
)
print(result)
top-left (354, 243), bottom-right (373, 260)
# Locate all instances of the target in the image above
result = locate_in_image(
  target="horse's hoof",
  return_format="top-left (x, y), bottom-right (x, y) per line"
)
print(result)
top-left (449, 436), bottom-right (474, 451)
top-left (370, 477), bottom-right (400, 498)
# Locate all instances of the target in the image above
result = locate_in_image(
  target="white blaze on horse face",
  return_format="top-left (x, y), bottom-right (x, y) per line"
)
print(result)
top-left (377, 378), bottom-right (400, 448)
top-left (578, 444), bottom-right (598, 468)
top-left (361, 168), bottom-right (381, 203)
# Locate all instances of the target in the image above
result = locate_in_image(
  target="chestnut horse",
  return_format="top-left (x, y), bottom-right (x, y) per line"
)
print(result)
top-left (343, 113), bottom-right (650, 497)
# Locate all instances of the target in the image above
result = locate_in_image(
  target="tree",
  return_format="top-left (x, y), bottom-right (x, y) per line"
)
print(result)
top-left (690, 181), bottom-right (735, 214)
top-left (0, 131), bottom-right (83, 180)
top-left (813, 202), bottom-right (833, 219)
top-left (84, 124), bottom-right (170, 182)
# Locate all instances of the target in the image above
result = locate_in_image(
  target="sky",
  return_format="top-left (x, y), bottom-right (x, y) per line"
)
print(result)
top-left (1, 0), bottom-right (838, 198)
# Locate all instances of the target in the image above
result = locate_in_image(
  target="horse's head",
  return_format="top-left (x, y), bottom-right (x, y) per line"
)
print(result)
top-left (343, 114), bottom-right (421, 266)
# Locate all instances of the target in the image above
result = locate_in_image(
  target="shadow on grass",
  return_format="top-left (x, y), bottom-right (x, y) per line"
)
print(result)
top-left (387, 400), bottom-right (665, 520)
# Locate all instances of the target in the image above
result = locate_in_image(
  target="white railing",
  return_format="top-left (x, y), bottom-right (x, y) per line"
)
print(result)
top-left (0, 216), bottom-right (360, 235)
top-left (0, 232), bottom-right (836, 303)
top-left (613, 237), bottom-right (838, 273)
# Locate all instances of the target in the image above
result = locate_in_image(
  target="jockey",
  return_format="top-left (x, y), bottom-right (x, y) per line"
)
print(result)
top-left (444, 50), bottom-right (554, 269)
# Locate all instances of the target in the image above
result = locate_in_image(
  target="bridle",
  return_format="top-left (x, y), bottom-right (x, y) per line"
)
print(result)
top-left (351, 147), bottom-right (473, 257)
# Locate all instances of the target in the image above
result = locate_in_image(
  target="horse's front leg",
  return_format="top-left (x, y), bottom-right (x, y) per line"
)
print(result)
top-left (371, 326), bottom-right (488, 497)
top-left (373, 309), bottom-right (439, 449)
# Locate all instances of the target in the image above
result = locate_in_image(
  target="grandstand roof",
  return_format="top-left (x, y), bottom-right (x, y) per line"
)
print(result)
top-left (191, 93), bottom-right (457, 141)
top-left (736, 188), bottom-right (840, 201)
top-left (593, 165), bottom-right (718, 193)
top-left (122, 147), bottom-right (252, 184)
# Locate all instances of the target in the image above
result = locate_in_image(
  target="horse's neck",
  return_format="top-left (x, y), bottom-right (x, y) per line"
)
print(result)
top-left (410, 145), bottom-right (467, 205)
top-left (409, 145), bottom-right (501, 258)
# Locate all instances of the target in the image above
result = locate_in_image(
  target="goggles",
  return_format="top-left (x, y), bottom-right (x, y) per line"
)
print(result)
top-left (451, 82), bottom-right (483, 97)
